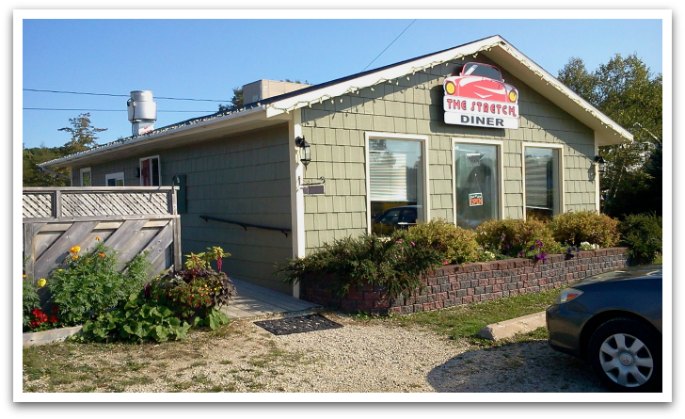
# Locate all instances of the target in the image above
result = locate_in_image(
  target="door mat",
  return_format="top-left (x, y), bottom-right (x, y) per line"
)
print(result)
top-left (253, 314), bottom-right (343, 336)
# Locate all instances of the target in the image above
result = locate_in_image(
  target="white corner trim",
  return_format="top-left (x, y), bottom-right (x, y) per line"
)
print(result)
top-left (288, 110), bottom-right (305, 298)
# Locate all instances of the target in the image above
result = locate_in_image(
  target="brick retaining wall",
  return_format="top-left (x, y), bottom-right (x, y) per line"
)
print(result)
top-left (300, 247), bottom-right (629, 315)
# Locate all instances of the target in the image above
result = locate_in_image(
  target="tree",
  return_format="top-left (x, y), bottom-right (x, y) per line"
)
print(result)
top-left (23, 113), bottom-right (107, 186)
top-left (22, 145), bottom-right (70, 186)
top-left (58, 113), bottom-right (107, 155)
top-left (218, 87), bottom-right (243, 113)
top-left (558, 54), bottom-right (662, 217)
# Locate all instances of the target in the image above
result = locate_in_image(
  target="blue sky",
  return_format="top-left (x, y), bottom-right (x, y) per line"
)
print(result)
top-left (21, 17), bottom-right (663, 149)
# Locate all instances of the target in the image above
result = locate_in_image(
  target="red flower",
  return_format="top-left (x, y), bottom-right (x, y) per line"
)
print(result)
top-left (30, 308), bottom-right (48, 329)
top-left (48, 315), bottom-right (59, 324)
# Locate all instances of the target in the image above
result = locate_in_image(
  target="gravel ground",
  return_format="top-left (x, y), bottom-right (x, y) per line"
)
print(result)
top-left (23, 313), bottom-right (605, 393)
top-left (266, 314), bottom-right (605, 393)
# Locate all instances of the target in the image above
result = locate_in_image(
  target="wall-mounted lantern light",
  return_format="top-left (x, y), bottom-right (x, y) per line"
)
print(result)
top-left (594, 155), bottom-right (606, 175)
top-left (295, 136), bottom-right (311, 167)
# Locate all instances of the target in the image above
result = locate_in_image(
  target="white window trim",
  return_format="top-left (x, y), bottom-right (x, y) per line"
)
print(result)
top-left (139, 155), bottom-right (161, 186)
top-left (522, 142), bottom-right (565, 219)
top-left (364, 131), bottom-right (430, 234)
top-left (451, 138), bottom-right (504, 226)
top-left (106, 171), bottom-right (125, 186)
top-left (79, 167), bottom-right (92, 186)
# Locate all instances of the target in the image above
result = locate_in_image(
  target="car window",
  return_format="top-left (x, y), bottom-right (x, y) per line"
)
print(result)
top-left (380, 209), bottom-right (401, 224)
top-left (399, 208), bottom-right (417, 223)
top-left (462, 63), bottom-right (503, 81)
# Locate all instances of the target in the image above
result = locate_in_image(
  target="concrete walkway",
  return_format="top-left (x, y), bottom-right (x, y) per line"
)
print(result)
top-left (222, 278), bottom-right (321, 320)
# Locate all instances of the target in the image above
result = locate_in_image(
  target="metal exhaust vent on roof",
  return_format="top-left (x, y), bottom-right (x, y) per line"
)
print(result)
top-left (127, 90), bottom-right (157, 136)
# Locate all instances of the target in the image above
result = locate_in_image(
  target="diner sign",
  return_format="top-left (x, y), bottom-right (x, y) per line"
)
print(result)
top-left (443, 62), bottom-right (520, 129)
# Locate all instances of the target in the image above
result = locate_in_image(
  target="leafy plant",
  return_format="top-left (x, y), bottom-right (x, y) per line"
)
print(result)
top-left (76, 245), bottom-right (234, 343)
top-left (22, 276), bottom-right (42, 331)
top-left (79, 293), bottom-right (192, 343)
top-left (280, 230), bottom-right (444, 301)
top-left (550, 211), bottom-right (620, 248)
top-left (402, 219), bottom-right (482, 264)
top-left (619, 213), bottom-right (662, 264)
top-left (475, 219), bottom-right (562, 260)
top-left (48, 242), bottom-right (150, 326)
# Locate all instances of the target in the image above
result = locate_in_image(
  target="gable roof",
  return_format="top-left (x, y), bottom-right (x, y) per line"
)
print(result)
top-left (41, 35), bottom-right (631, 169)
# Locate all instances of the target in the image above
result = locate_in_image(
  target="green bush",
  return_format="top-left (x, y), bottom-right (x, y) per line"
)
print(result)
top-left (22, 277), bottom-right (43, 331)
top-left (550, 211), bottom-right (620, 248)
top-left (619, 214), bottom-right (662, 264)
top-left (48, 242), bottom-right (150, 326)
top-left (475, 219), bottom-right (563, 261)
top-left (78, 293), bottom-right (193, 343)
top-left (403, 219), bottom-right (481, 265)
top-left (78, 246), bottom-right (234, 343)
top-left (281, 231), bottom-right (444, 300)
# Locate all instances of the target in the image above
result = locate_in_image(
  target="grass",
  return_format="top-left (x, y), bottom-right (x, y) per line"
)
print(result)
top-left (385, 288), bottom-right (560, 344)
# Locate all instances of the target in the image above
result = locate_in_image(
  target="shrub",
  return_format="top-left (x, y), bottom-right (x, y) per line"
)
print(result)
top-left (550, 211), bottom-right (620, 248)
top-left (150, 247), bottom-right (236, 321)
top-left (619, 214), bottom-right (662, 264)
top-left (23, 277), bottom-right (45, 331)
top-left (475, 219), bottom-right (562, 261)
top-left (78, 293), bottom-right (193, 343)
top-left (78, 246), bottom-right (234, 343)
top-left (48, 242), bottom-right (150, 326)
top-left (280, 231), bottom-right (444, 300)
top-left (403, 219), bottom-right (481, 264)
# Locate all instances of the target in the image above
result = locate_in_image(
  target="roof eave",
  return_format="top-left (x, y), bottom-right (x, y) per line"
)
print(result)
top-left (41, 106), bottom-right (270, 169)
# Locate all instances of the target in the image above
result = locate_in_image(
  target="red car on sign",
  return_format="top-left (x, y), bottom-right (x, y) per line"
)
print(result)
top-left (443, 62), bottom-right (519, 104)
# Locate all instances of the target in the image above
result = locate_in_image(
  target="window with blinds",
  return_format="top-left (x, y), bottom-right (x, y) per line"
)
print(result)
top-left (525, 147), bottom-right (560, 220)
top-left (368, 138), bottom-right (424, 235)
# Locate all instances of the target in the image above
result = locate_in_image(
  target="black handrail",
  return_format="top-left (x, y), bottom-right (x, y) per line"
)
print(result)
top-left (199, 215), bottom-right (291, 237)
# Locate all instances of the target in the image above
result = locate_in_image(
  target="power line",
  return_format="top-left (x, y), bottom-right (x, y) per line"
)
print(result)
top-left (24, 107), bottom-right (215, 112)
top-left (23, 88), bottom-right (231, 103)
top-left (362, 20), bottom-right (417, 71)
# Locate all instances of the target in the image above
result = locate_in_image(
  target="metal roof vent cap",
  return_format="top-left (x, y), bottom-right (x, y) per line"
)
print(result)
top-left (127, 90), bottom-right (157, 136)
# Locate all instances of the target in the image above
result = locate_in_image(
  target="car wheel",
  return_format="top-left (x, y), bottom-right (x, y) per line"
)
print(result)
top-left (588, 318), bottom-right (661, 392)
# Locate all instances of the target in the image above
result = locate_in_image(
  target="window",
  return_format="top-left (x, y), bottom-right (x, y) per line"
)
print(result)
top-left (80, 167), bottom-right (92, 186)
top-left (454, 142), bottom-right (500, 228)
top-left (524, 146), bottom-right (562, 220)
top-left (139, 156), bottom-right (160, 186)
top-left (368, 136), bottom-right (425, 235)
top-left (106, 172), bottom-right (125, 186)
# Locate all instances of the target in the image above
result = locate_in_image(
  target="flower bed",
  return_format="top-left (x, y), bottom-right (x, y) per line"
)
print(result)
top-left (300, 248), bottom-right (629, 315)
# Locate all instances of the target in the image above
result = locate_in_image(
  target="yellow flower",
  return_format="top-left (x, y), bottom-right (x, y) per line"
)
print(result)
top-left (95, 236), bottom-right (101, 242)
top-left (70, 245), bottom-right (81, 254)
top-left (37, 278), bottom-right (47, 288)
top-left (71, 254), bottom-right (79, 261)
top-left (98, 252), bottom-right (106, 259)
top-left (22, 274), bottom-right (26, 279)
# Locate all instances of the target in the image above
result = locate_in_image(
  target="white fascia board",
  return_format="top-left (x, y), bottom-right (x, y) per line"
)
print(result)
top-left (41, 106), bottom-right (268, 168)
top-left (490, 42), bottom-right (633, 145)
top-left (265, 36), bottom-right (504, 118)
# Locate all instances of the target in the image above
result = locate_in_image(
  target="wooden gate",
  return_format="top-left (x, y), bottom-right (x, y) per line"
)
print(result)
top-left (23, 187), bottom-right (181, 280)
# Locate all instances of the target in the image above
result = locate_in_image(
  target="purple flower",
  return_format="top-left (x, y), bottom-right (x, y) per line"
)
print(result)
top-left (535, 239), bottom-right (544, 249)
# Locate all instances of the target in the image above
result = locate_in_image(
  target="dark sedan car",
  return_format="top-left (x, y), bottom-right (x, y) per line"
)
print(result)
top-left (546, 267), bottom-right (663, 392)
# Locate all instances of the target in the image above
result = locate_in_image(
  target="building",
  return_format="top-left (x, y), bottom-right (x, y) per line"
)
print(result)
top-left (41, 35), bottom-right (632, 296)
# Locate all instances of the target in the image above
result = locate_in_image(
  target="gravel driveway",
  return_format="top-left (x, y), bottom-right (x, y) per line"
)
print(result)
top-left (271, 314), bottom-right (605, 392)
top-left (23, 313), bottom-right (606, 393)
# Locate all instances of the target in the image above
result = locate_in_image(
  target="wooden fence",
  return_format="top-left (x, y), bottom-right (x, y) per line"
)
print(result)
top-left (23, 187), bottom-right (181, 281)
